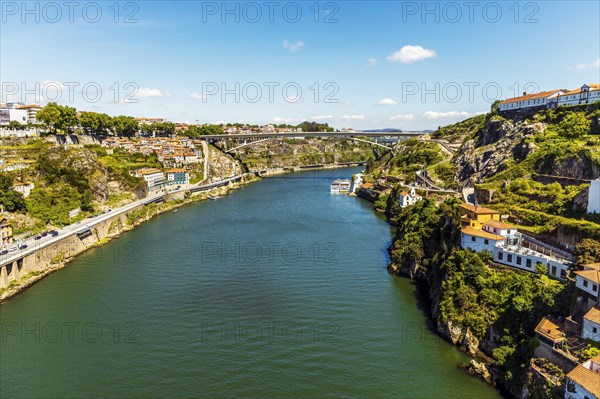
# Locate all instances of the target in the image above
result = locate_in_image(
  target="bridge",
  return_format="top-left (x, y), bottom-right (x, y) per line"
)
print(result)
top-left (198, 131), bottom-right (422, 140)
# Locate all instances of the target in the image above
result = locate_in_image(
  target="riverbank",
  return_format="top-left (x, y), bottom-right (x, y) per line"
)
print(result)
top-left (0, 175), bottom-right (259, 303)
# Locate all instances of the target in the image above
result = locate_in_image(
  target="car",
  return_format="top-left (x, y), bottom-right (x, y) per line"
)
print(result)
top-left (42, 232), bottom-right (48, 237)
top-left (51, 231), bottom-right (59, 237)
top-left (19, 245), bottom-right (27, 250)
top-left (1, 250), bottom-right (8, 255)
top-left (8, 245), bottom-right (18, 252)
top-left (34, 236), bottom-right (42, 240)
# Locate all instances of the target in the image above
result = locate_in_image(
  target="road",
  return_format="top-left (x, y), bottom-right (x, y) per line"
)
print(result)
top-left (0, 174), bottom-right (247, 267)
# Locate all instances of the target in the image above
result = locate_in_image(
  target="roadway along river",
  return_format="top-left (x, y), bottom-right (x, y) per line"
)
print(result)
top-left (0, 167), bottom-right (501, 398)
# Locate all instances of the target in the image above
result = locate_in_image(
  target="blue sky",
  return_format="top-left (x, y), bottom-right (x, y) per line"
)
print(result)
top-left (1, 0), bottom-right (599, 130)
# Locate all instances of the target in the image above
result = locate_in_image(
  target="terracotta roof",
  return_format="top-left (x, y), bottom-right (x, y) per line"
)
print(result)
top-left (584, 307), bottom-right (600, 325)
top-left (534, 318), bottom-right (565, 342)
top-left (459, 203), bottom-right (501, 215)
top-left (399, 191), bottom-right (408, 197)
top-left (566, 364), bottom-right (600, 398)
top-left (560, 84), bottom-right (600, 96)
top-left (461, 226), bottom-right (504, 241)
top-left (484, 220), bottom-right (514, 229)
top-left (16, 104), bottom-right (42, 109)
top-left (584, 263), bottom-right (600, 271)
top-left (500, 90), bottom-right (563, 105)
top-left (575, 269), bottom-right (600, 284)
top-left (361, 183), bottom-right (374, 190)
top-left (165, 168), bottom-right (188, 174)
top-left (137, 168), bottom-right (162, 176)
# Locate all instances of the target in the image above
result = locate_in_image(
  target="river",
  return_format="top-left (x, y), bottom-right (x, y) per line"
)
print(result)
top-left (0, 167), bottom-right (501, 398)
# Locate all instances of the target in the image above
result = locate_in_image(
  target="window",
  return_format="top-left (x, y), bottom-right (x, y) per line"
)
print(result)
top-left (526, 259), bottom-right (532, 268)
top-left (593, 284), bottom-right (598, 292)
top-left (471, 236), bottom-right (476, 242)
top-left (498, 252), bottom-right (503, 260)
top-left (583, 280), bottom-right (588, 287)
top-left (593, 327), bottom-right (598, 334)
top-left (484, 239), bottom-right (489, 245)
top-left (551, 266), bottom-right (557, 275)
top-left (507, 254), bottom-right (513, 263)
top-left (516, 256), bottom-right (522, 265)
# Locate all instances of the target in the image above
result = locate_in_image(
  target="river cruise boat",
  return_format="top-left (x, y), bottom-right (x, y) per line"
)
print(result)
top-left (330, 179), bottom-right (351, 193)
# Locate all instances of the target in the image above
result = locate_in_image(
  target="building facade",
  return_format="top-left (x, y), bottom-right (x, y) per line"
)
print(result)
top-left (557, 84), bottom-right (600, 107)
top-left (565, 355), bottom-right (600, 399)
top-left (582, 307), bottom-right (600, 343)
top-left (499, 90), bottom-right (564, 112)
top-left (575, 264), bottom-right (600, 307)
top-left (399, 187), bottom-right (422, 208)
top-left (460, 205), bottom-right (571, 280)
top-left (589, 179), bottom-right (600, 214)
top-left (0, 218), bottom-right (13, 245)
top-left (165, 169), bottom-right (190, 186)
top-left (133, 168), bottom-right (165, 191)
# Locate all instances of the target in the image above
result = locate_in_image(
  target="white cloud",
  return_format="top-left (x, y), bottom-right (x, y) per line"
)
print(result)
top-left (366, 58), bottom-right (377, 66)
top-left (568, 57), bottom-right (600, 70)
top-left (135, 87), bottom-right (171, 98)
top-left (190, 92), bottom-right (209, 100)
top-left (423, 111), bottom-right (470, 120)
top-left (283, 40), bottom-right (304, 53)
top-left (473, 111), bottom-right (488, 116)
top-left (340, 115), bottom-right (365, 120)
top-left (387, 45), bottom-right (437, 64)
top-left (377, 98), bottom-right (398, 105)
top-left (311, 115), bottom-right (334, 121)
top-left (273, 117), bottom-right (301, 123)
top-left (389, 114), bottom-right (415, 121)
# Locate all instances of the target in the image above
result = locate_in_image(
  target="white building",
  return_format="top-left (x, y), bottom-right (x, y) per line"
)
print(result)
top-left (575, 263), bottom-right (600, 307)
top-left (12, 182), bottom-right (34, 198)
top-left (565, 355), bottom-right (600, 399)
top-left (133, 168), bottom-right (165, 191)
top-left (499, 90), bottom-right (564, 112)
top-left (0, 108), bottom-right (28, 125)
top-left (461, 220), bottom-right (571, 280)
top-left (582, 307), bottom-right (600, 343)
top-left (558, 84), bottom-right (600, 107)
top-left (589, 179), bottom-right (600, 214)
top-left (399, 187), bottom-right (423, 208)
top-left (16, 104), bottom-right (42, 124)
top-left (351, 173), bottom-right (364, 193)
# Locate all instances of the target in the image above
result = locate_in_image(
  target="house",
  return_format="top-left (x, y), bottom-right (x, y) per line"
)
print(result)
top-left (0, 218), bottom-right (13, 245)
top-left (165, 169), bottom-right (190, 186)
top-left (350, 173), bottom-right (364, 193)
top-left (558, 84), bottom-right (600, 107)
top-left (535, 317), bottom-right (566, 352)
top-left (12, 182), bottom-right (34, 198)
top-left (575, 263), bottom-right (600, 307)
top-left (460, 205), bottom-right (571, 280)
top-left (15, 104), bottom-right (42, 124)
top-left (565, 355), bottom-right (600, 399)
top-left (498, 90), bottom-right (565, 112)
top-left (458, 203), bottom-right (502, 229)
top-left (133, 168), bottom-right (165, 191)
top-left (582, 307), bottom-right (600, 343)
top-left (399, 186), bottom-right (423, 208)
top-left (589, 179), bottom-right (600, 214)
top-left (0, 108), bottom-right (28, 125)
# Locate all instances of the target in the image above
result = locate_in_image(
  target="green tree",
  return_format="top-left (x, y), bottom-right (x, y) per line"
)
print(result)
top-left (79, 112), bottom-right (112, 135)
top-left (111, 116), bottom-right (139, 136)
top-left (36, 102), bottom-right (77, 134)
top-left (573, 239), bottom-right (600, 266)
top-left (552, 112), bottom-right (591, 139)
top-left (7, 120), bottom-right (23, 130)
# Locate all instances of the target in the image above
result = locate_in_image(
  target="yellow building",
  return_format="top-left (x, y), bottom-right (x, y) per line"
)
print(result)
top-left (1, 218), bottom-right (13, 244)
top-left (458, 203), bottom-right (502, 229)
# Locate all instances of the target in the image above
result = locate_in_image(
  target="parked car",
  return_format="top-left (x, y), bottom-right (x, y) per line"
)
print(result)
top-left (35, 236), bottom-right (42, 240)
top-left (42, 232), bottom-right (48, 237)
top-left (50, 230), bottom-right (59, 237)
top-left (1, 250), bottom-right (8, 255)
top-left (19, 245), bottom-right (27, 250)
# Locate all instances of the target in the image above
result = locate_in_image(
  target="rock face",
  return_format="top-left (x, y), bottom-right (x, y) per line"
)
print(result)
top-left (467, 360), bottom-right (495, 385)
top-left (454, 114), bottom-right (600, 185)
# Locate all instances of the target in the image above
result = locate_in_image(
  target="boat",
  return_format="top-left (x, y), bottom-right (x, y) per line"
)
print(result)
top-left (172, 209), bottom-right (179, 213)
top-left (330, 179), bottom-right (351, 193)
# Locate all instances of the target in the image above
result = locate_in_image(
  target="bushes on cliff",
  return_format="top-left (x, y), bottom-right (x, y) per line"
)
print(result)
top-left (388, 199), bottom-right (574, 392)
